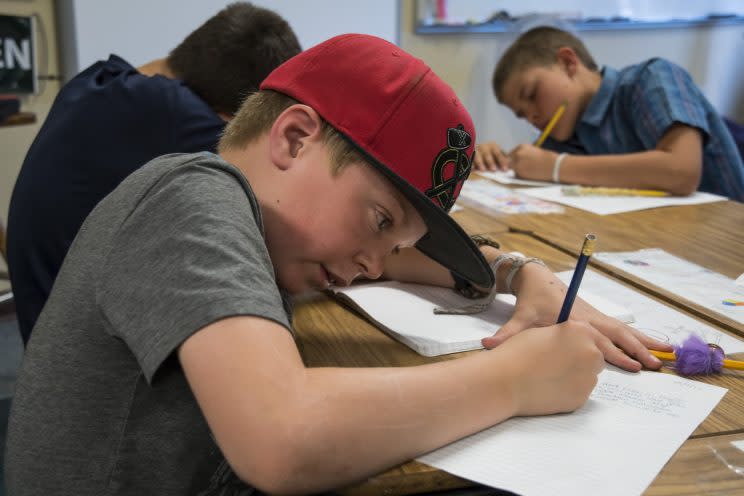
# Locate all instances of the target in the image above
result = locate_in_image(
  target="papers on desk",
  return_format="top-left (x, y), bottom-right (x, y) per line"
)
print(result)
top-left (595, 249), bottom-right (744, 326)
top-left (557, 270), bottom-right (744, 353)
top-left (457, 180), bottom-right (565, 215)
top-left (520, 186), bottom-right (726, 215)
top-left (732, 440), bottom-right (744, 453)
top-left (476, 169), bottom-right (554, 187)
top-left (418, 367), bottom-right (727, 496)
top-left (329, 280), bottom-right (632, 357)
top-left (332, 270), bottom-right (739, 493)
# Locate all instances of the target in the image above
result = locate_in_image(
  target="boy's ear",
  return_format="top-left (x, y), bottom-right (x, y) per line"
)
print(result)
top-left (556, 47), bottom-right (580, 77)
top-left (269, 104), bottom-right (324, 171)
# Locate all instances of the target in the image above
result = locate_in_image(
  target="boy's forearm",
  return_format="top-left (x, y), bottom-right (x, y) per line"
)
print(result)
top-left (275, 349), bottom-right (518, 493)
top-left (383, 245), bottom-right (505, 290)
top-left (559, 151), bottom-right (698, 194)
top-left (559, 125), bottom-right (703, 195)
top-left (382, 247), bottom-right (455, 286)
top-left (182, 317), bottom-right (517, 494)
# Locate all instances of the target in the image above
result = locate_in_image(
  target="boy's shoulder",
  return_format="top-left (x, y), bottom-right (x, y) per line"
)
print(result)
top-left (98, 152), bottom-right (260, 235)
top-left (62, 55), bottom-right (215, 119)
top-left (618, 57), bottom-right (690, 86)
top-left (609, 57), bottom-right (700, 102)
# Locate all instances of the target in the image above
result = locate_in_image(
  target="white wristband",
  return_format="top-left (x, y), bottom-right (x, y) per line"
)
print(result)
top-left (552, 153), bottom-right (567, 183)
top-left (505, 257), bottom-right (546, 295)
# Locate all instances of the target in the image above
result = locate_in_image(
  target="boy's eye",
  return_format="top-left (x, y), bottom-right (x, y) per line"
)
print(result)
top-left (376, 210), bottom-right (392, 231)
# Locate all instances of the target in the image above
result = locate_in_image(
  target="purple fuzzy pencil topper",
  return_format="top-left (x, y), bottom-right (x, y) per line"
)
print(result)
top-left (673, 334), bottom-right (724, 375)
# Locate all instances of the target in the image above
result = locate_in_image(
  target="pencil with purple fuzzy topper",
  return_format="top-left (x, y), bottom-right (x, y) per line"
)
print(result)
top-left (650, 334), bottom-right (744, 375)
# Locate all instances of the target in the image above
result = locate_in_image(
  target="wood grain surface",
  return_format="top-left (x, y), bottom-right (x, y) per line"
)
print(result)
top-left (291, 228), bottom-right (744, 495)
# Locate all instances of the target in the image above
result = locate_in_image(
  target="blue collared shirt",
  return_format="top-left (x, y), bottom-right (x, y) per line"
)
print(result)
top-left (544, 58), bottom-right (744, 201)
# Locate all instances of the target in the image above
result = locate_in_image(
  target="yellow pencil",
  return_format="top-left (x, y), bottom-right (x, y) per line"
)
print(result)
top-left (650, 350), bottom-right (744, 371)
top-left (534, 102), bottom-right (567, 147)
top-left (561, 186), bottom-right (670, 197)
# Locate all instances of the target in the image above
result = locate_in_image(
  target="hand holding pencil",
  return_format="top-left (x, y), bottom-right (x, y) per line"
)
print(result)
top-left (473, 102), bottom-right (567, 172)
top-left (480, 233), bottom-right (674, 372)
top-left (473, 141), bottom-right (510, 171)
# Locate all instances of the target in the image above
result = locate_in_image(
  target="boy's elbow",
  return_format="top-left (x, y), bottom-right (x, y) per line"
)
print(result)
top-left (668, 178), bottom-right (698, 196)
top-left (229, 428), bottom-right (323, 494)
top-left (667, 158), bottom-right (702, 196)
top-left (231, 445), bottom-right (302, 494)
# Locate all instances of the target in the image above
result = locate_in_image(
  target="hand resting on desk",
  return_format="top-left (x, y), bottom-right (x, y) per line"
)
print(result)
top-left (473, 141), bottom-right (510, 171)
top-left (473, 140), bottom-right (558, 183)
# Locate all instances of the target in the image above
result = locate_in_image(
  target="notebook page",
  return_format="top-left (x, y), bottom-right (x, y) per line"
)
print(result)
top-left (419, 368), bottom-right (727, 496)
top-left (476, 170), bottom-right (555, 187)
top-left (521, 186), bottom-right (725, 215)
top-left (334, 282), bottom-right (514, 356)
top-left (333, 280), bottom-right (633, 356)
top-left (594, 249), bottom-right (744, 326)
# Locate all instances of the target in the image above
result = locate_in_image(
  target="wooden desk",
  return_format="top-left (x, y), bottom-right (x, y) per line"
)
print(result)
top-left (646, 432), bottom-right (744, 495)
top-left (450, 206), bottom-right (510, 237)
top-left (501, 200), bottom-right (744, 337)
top-left (292, 230), bottom-right (744, 495)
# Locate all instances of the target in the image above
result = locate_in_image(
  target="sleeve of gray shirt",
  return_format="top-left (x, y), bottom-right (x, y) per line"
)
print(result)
top-left (95, 160), bottom-right (292, 383)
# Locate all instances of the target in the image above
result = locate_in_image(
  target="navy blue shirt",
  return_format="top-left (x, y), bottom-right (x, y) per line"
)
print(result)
top-left (7, 55), bottom-right (226, 343)
top-left (544, 58), bottom-right (744, 201)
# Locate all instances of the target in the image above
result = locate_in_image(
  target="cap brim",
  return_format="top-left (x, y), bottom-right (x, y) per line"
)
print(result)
top-left (343, 135), bottom-right (495, 289)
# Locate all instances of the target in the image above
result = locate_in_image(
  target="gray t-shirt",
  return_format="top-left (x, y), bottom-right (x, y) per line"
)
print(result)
top-left (5, 152), bottom-right (292, 495)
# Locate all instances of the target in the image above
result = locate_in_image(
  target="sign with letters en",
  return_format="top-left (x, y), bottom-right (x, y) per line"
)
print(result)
top-left (0, 14), bottom-right (36, 94)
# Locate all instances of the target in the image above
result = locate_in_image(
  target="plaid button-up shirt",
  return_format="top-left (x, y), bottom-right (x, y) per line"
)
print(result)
top-left (545, 58), bottom-right (744, 201)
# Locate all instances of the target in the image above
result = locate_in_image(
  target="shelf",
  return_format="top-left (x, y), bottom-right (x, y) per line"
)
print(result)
top-left (0, 111), bottom-right (36, 127)
top-left (416, 15), bottom-right (744, 35)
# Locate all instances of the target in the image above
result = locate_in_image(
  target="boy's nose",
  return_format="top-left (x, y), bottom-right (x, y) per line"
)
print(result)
top-left (354, 249), bottom-right (385, 280)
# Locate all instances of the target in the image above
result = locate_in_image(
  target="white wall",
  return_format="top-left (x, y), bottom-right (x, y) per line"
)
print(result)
top-left (400, 3), bottom-right (744, 149)
top-left (58, 0), bottom-right (399, 80)
top-left (432, 0), bottom-right (744, 24)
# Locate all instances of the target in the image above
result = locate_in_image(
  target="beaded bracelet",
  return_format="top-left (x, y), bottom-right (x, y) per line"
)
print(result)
top-left (505, 257), bottom-right (546, 295)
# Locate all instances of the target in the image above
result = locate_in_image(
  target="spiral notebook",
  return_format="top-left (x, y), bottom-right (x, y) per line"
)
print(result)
top-left (329, 275), bottom-right (633, 357)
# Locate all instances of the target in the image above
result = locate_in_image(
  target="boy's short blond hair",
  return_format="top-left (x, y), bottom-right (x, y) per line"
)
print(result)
top-left (218, 90), bottom-right (368, 174)
top-left (492, 26), bottom-right (598, 102)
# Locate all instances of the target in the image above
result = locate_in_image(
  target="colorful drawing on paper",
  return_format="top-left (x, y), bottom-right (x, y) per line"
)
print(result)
top-left (722, 299), bottom-right (744, 306)
top-left (457, 181), bottom-right (565, 215)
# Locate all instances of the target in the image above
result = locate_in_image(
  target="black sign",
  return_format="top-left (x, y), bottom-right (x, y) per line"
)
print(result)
top-left (0, 15), bottom-right (35, 94)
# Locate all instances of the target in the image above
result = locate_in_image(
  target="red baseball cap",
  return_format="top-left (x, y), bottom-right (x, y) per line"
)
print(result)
top-left (260, 34), bottom-right (493, 288)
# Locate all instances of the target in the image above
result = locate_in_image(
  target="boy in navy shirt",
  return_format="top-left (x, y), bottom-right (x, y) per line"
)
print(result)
top-left (7, 2), bottom-right (301, 343)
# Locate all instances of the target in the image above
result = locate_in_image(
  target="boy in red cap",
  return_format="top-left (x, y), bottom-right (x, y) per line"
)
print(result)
top-left (6, 34), bottom-right (668, 494)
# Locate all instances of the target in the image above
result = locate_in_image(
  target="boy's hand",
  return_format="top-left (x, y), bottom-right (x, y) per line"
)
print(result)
top-left (482, 263), bottom-right (674, 372)
top-left (496, 322), bottom-right (604, 416)
top-left (509, 144), bottom-right (556, 181)
top-left (473, 142), bottom-right (509, 171)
